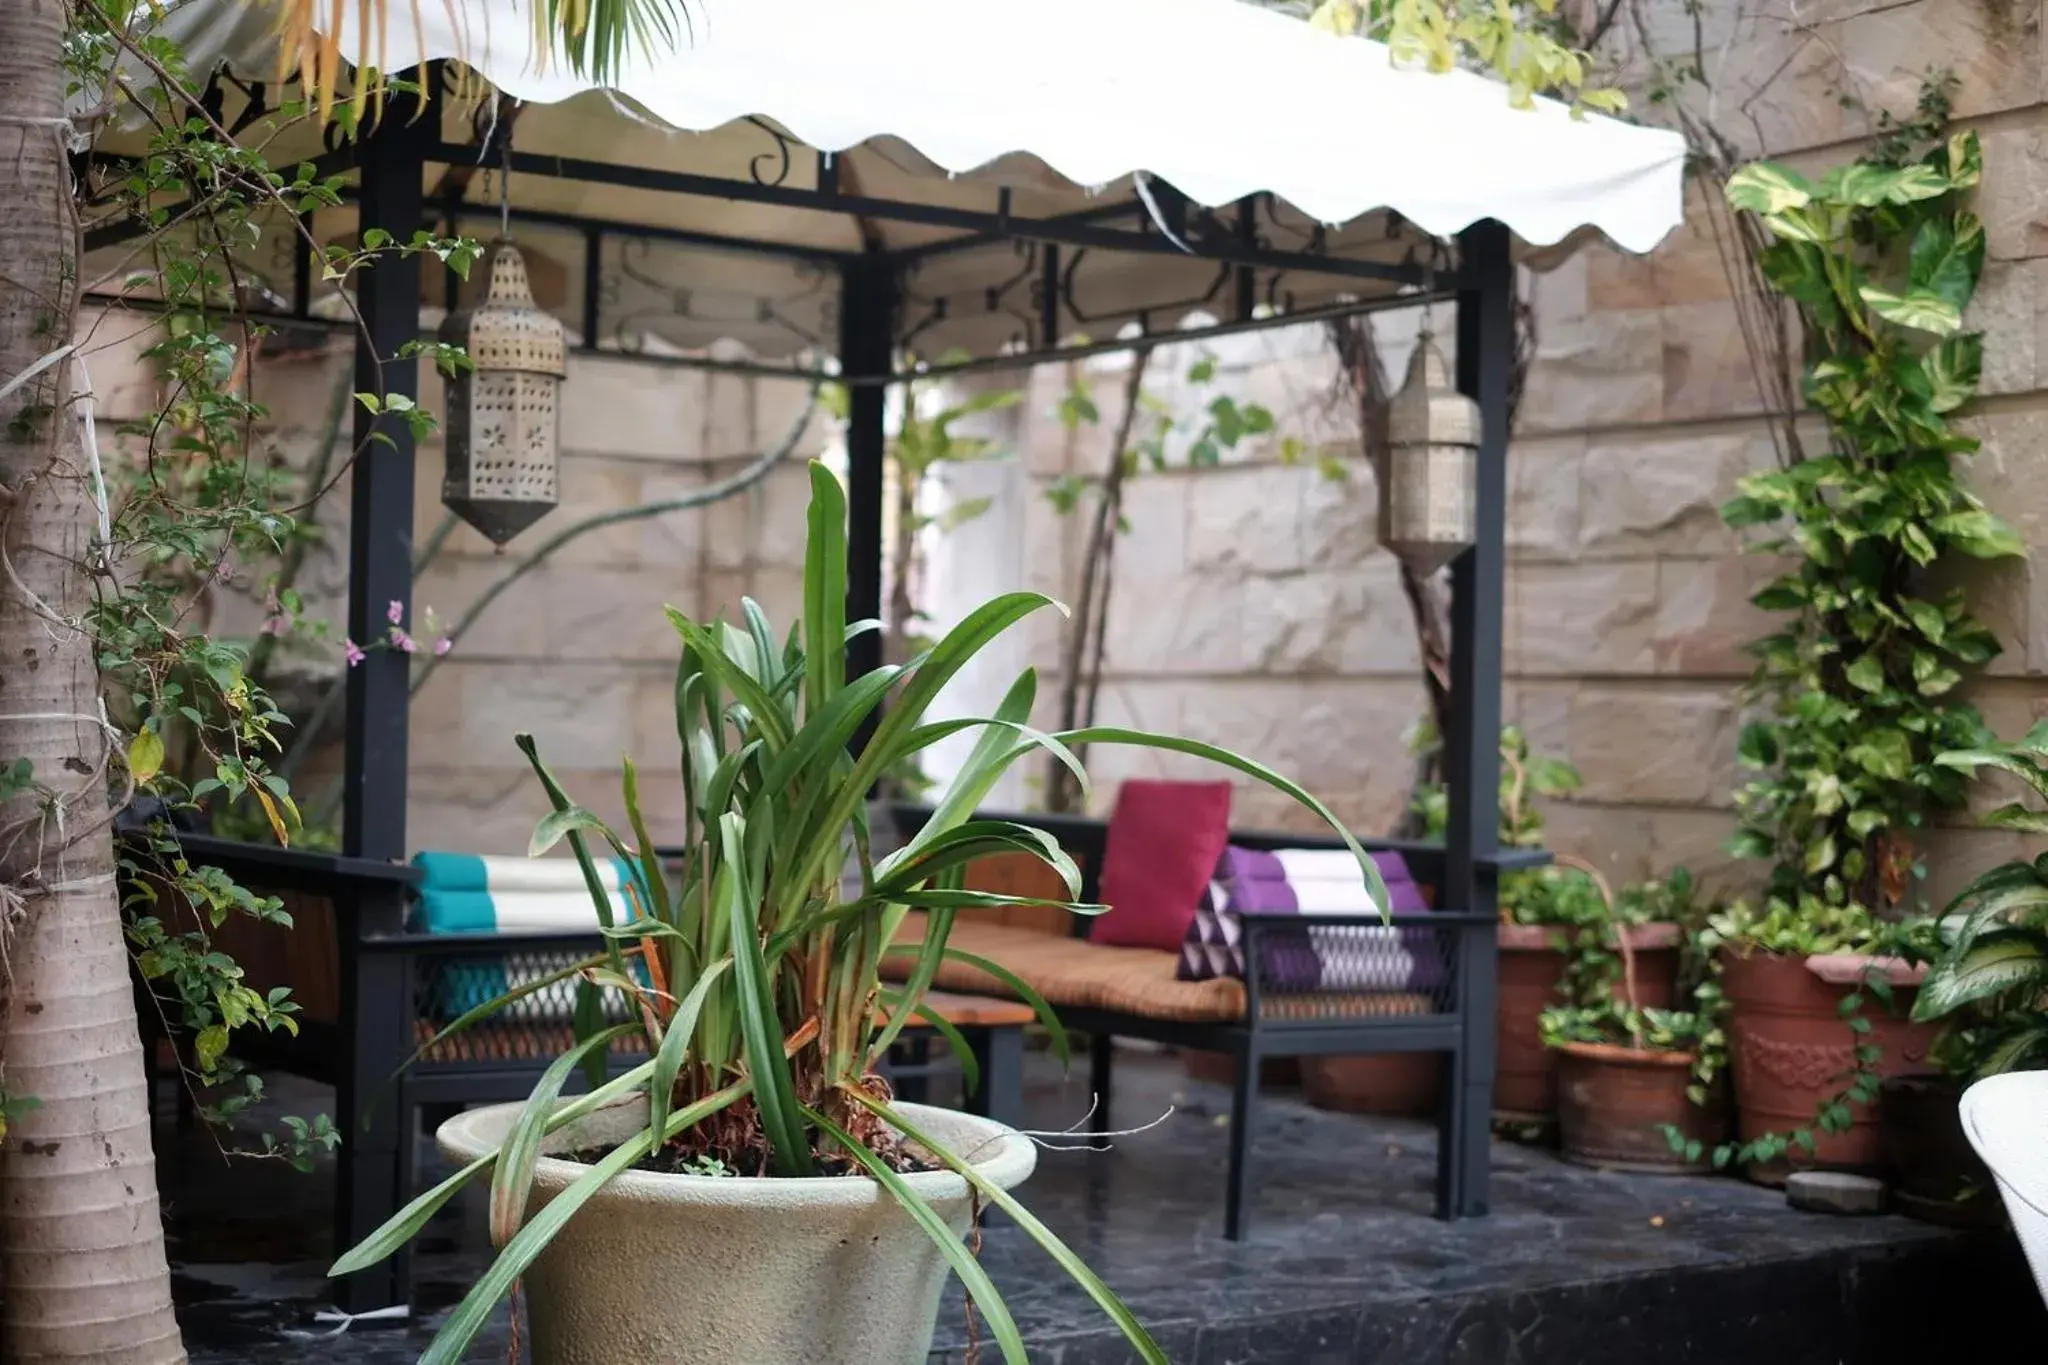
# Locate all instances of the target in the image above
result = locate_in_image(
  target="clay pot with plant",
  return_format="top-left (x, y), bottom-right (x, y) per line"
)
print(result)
top-left (1709, 898), bottom-right (1939, 1186)
top-left (1540, 864), bottom-right (1726, 1173)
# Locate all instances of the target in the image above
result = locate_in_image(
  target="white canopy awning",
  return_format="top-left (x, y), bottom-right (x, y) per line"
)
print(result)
top-left (101, 0), bottom-right (1685, 365)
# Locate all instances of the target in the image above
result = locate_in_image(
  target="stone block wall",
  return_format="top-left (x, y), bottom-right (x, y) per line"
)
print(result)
top-left (81, 0), bottom-right (2048, 896)
top-left (86, 325), bottom-right (825, 858)
top-left (977, 0), bottom-right (2048, 903)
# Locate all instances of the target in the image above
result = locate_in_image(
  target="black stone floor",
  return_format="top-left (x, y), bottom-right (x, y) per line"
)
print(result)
top-left (164, 1048), bottom-right (2043, 1365)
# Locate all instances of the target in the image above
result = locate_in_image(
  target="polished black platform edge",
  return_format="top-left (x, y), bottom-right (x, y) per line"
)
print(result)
top-left (171, 1052), bottom-right (2043, 1365)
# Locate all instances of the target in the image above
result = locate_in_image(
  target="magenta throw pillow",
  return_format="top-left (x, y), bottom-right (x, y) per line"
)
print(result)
top-left (1087, 780), bottom-right (1234, 952)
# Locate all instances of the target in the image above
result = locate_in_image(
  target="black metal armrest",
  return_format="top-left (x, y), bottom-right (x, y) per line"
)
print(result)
top-left (118, 829), bottom-right (419, 893)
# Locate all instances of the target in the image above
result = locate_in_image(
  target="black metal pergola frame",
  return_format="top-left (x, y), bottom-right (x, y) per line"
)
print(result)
top-left (342, 75), bottom-right (1513, 1197)
top-left (102, 61), bottom-right (1524, 1299)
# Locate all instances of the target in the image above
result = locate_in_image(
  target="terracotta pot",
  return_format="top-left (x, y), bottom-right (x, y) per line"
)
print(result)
top-left (1302, 1053), bottom-right (1442, 1117)
top-left (1720, 951), bottom-right (1937, 1185)
top-left (1179, 1050), bottom-right (1300, 1087)
top-left (1880, 1073), bottom-right (2003, 1228)
top-left (1495, 922), bottom-right (1683, 1122)
top-left (1554, 1040), bottom-right (1725, 1173)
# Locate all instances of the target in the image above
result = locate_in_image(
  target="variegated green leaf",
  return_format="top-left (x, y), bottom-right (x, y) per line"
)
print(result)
top-left (1726, 162), bottom-right (1816, 215)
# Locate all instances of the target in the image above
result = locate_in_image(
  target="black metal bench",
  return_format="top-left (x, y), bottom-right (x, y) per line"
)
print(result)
top-left (886, 803), bottom-right (1549, 1240)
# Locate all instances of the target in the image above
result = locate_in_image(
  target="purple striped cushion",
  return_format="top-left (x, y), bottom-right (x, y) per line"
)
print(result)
top-left (1176, 847), bottom-right (1444, 994)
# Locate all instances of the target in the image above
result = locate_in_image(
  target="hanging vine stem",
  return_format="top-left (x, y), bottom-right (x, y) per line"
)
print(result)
top-left (1046, 347), bottom-right (1152, 814)
top-left (408, 387), bottom-right (819, 697)
top-left (288, 389), bottom-right (821, 832)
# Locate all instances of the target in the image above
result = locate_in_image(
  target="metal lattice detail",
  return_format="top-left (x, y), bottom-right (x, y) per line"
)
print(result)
top-left (413, 950), bottom-right (647, 1064)
top-left (1248, 920), bottom-right (1460, 1018)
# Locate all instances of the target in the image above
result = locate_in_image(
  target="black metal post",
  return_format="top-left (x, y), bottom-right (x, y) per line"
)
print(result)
top-left (1438, 218), bottom-right (1513, 1220)
top-left (334, 97), bottom-right (428, 1310)
top-left (342, 94), bottom-right (430, 861)
top-left (840, 257), bottom-right (895, 692)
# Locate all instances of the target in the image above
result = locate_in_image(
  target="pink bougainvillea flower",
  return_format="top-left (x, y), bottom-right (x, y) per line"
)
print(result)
top-left (433, 636), bottom-right (453, 656)
top-left (392, 629), bottom-right (417, 654)
top-left (343, 638), bottom-right (366, 667)
top-left (387, 599), bottom-right (405, 625)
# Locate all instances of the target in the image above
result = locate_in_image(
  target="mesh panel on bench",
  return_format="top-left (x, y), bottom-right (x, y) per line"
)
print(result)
top-left (1246, 920), bottom-right (1460, 1017)
top-left (413, 949), bottom-right (649, 1064)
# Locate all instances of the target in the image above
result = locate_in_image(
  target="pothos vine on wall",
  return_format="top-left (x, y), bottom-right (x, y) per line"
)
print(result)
top-left (1700, 89), bottom-right (2021, 1168)
top-left (1720, 99), bottom-right (2016, 933)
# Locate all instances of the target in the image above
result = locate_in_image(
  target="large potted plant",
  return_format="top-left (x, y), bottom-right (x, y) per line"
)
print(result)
top-left (1884, 727), bottom-right (2048, 1225)
top-left (331, 463), bottom-right (1381, 1365)
top-left (1715, 122), bottom-right (2016, 1187)
top-left (1539, 868), bottom-right (1726, 1173)
top-left (1707, 898), bottom-right (1936, 1183)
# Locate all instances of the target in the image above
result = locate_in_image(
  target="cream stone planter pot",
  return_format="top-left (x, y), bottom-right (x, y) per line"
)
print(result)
top-left (438, 1097), bottom-right (1037, 1365)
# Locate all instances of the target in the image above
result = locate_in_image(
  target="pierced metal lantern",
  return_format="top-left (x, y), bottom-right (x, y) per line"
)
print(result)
top-left (438, 241), bottom-right (566, 544)
top-left (1378, 333), bottom-right (1480, 575)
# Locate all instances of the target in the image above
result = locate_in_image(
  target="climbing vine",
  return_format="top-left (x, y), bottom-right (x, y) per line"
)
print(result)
top-left (1704, 91), bottom-right (2016, 1170)
top-left (1720, 98), bottom-right (2016, 939)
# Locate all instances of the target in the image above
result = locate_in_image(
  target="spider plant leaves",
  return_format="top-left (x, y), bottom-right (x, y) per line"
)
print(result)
top-left (877, 819), bottom-right (1083, 901)
top-left (721, 812), bottom-right (814, 1176)
top-left (330, 1057), bottom-right (658, 1277)
top-left (649, 958), bottom-right (732, 1143)
top-left (867, 898), bottom-right (957, 1062)
top-left (1053, 726), bottom-right (1390, 917)
top-left (517, 733), bottom-right (631, 979)
top-left (570, 978), bottom-right (612, 1091)
top-left (783, 590), bottom-right (1066, 903)
top-left (622, 758), bottom-right (673, 925)
top-left (757, 664), bottom-right (903, 807)
top-left (803, 1106), bottom-right (1029, 1365)
top-left (857, 1094), bottom-right (1168, 1365)
top-left (528, 805), bottom-right (612, 858)
top-left (804, 460), bottom-right (849, 716)
top-left (668, 609), bottom-right (795, 750)
top-left (420, 1079), bottom-right (753, 1365)
top-left (911, 669), bottom-right (1089, 844)
top-left (489, 1024), bottom-right (637, 1248)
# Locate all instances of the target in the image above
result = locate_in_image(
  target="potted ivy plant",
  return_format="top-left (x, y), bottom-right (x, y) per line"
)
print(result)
top-left (1884, 727), bottom-right (2048, 1225)
top-left (1715, 122), bottom-right (2015, 1187)
top-left (331, 462), bottom-right (1381, 1365)
top-left (1539, 866), bottom-right (1725, 1173)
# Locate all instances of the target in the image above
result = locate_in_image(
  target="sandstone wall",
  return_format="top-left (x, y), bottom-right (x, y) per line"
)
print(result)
top-left (83, 0), bottom-right (2048, 891)
top-left (87, 326), bottom-right (821, 858)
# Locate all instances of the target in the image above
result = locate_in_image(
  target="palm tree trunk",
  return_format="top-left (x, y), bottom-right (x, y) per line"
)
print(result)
top-left (0, 1), bottom-right (187, 1359)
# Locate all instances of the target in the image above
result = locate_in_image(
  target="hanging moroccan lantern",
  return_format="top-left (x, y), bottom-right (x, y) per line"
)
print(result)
top-left (1378, 332), bottom-right (1479, 575)
top-left (438, 241), bottom-right (565, 544)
